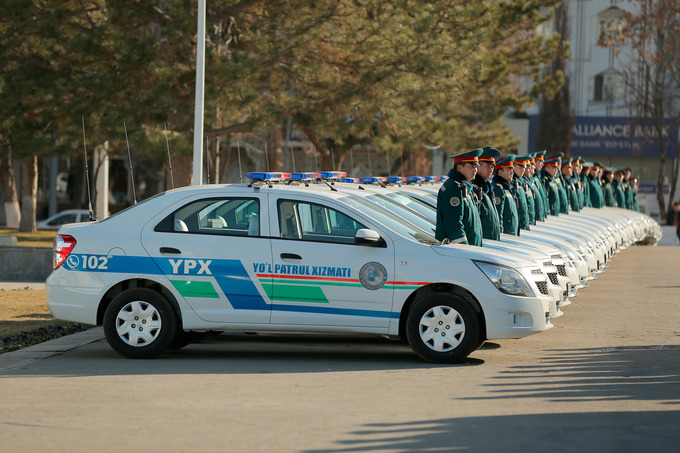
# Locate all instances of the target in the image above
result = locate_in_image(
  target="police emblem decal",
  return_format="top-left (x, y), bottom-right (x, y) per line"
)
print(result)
top-left (450, 197), bottom-right (461, 207)
top-left (359, 262), bottom-right (388, 290)
top-left (494, 196), bottom-right (501, 205)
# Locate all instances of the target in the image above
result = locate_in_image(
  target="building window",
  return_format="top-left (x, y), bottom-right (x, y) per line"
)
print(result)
top-left (592, 69), bottom-right (624, 104)
top-left (598, 6), bottom-right (624, 45)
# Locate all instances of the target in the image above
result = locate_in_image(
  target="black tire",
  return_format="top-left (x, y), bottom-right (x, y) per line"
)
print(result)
top-left (405, 292), bottom-right (480, 364)
top-left (103, 288), bottom-right (177, 359)
top-left (168, 330), bottom-right (208, 350)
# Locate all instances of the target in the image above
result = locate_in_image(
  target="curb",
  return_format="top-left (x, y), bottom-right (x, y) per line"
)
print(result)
top-left (0, 327), bottom-right (104, 372)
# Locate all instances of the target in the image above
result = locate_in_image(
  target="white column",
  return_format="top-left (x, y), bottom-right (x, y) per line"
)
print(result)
top-left (192, 0), bottom-right (206, 185)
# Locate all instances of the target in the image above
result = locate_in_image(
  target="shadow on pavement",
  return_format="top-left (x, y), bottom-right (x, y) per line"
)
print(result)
top-left (303, 411), bottom-right (680, 452)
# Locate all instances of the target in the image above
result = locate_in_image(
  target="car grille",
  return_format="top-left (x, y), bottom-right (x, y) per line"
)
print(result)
top-left (536, 281), bottom-right (549, 295)
top-left (547, 272), bottom-right (559, 285)
top-left (556, 264), bottom-right (567, 276)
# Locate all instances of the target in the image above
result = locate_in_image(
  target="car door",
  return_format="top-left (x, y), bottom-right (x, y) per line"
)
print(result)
top-left (141, 191), bottom-right (272, 324)
top-left (267, 194), bottom-right (395, 330)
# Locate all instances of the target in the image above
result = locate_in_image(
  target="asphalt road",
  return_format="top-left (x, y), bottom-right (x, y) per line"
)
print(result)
top-left (1, 245), bottom-right (679, 452)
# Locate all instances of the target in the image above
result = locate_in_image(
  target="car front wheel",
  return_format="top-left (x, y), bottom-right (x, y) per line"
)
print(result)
top-left (103, 289), bottom-right (177, 359)
top-left (406, 293), bottom-right (480, 364)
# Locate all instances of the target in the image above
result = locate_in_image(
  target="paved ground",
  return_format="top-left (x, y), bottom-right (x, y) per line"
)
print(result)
top-left (1, 245), bottom-right (679, 452)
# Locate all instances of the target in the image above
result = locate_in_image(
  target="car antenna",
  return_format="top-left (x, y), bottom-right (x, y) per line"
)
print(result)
top-left (81, 116), bottom-right (96, 221)
top-left (237, 140), bottom-right (243, 183)
top-left (164, 124), bottom-right (175, 189)
top-left (123, 121), bottom-right (137, 204)
top-left (205, 136), bottom-right (210, 184)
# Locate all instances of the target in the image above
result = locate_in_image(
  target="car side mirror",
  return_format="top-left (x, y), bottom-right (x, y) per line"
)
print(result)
top-left (354, 229), bottom-right (386, 247)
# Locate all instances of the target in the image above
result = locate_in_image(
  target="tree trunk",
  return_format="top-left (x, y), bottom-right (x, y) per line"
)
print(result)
top-left (19, 155), bottom-right (38, 232)
top-left (0, 148), bottom-right (21, 228)
top-left (300, 126), bottom-right (330, 170)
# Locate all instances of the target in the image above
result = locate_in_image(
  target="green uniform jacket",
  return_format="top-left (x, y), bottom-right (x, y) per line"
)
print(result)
top-left (512, 178), bottom-right (531, 231)
top-left (556, 176), bottom-right (570, 214)
top-left (473, 176), bottom-right (501, 241)
top-left (588, 176), bottom-right (604, 208)
top-left (531, 175), bottom-right (547, 222)
top-left (542, 171), bottom-right (561, 216)
top-left (603, 181), bottom-right (615, 207)
top-left (520, 177), bottom-right (536, 225)
top-left (580, 173), bottom-right (592, 207)
top-left (624, 183), bottom-right (634, 209)
top-left (565, 176), bottom-right (580, 212)
top-left (613, 180), bottom-right (626, 208)
top-left (435, 169), bottom-right (483, 246)
top-left (492, 175), bottom-right (519, 235)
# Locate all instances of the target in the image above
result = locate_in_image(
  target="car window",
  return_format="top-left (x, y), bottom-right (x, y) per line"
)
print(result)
top-left (277, 199), bottom-right (365, 244)
top-left (157, 197), bottom-right (260, 236)
top-left (48, 213), bottom-right (78, 225)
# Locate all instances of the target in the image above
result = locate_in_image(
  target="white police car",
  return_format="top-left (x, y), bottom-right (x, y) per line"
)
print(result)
top-left (47, 172), bottom-right (555, 363)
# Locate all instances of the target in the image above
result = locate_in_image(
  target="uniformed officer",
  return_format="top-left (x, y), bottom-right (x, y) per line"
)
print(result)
top-left (579, 160), bottom-right (592, 207)
top-left (472, 146), bottom-right (502, 240)
top-left (555, 157), bottom-right (571, 214)
top-left (630, 176), bottom-right (640, 211)
top-left (572, 158), bottom-right (585, 210)
top-left (514, 155), bottom-right (534, 228)
top-left (588, 163), bottom-right (605, 208)
top-left (623, 168), bottom-right (634, 209)
top-left (613, 170), bottom-right (626, 208)
top-left (492, 155), bottom-right (520, 235)
top-left (560, 159), bottom-right (580, 212)
top-left (602, 168), bottom-right (616, 207)
top-left (531, 151), bottom-right (548, 221)
top-left (542, 156), bottom-right (561, 216)
top-left (435, 149), bottom-right (484, 246)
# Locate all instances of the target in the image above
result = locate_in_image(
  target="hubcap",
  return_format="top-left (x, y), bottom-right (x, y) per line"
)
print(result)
top-left (418, 305), bottom-right (465, 352)
top-left (115, 301), bottom-right (162, 347)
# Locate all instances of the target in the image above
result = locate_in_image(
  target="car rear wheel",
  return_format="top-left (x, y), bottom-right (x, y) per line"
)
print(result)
top-left (103, 289), bottom-right (176, 359)
top-left (406, 293), bottom-right (480, 363)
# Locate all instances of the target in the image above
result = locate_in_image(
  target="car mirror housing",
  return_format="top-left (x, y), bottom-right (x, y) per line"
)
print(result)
top-left (355, 228), bottom-right (386, 247)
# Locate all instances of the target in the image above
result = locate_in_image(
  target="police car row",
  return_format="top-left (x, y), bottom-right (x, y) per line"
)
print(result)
top-left (47, 171), bottom-right (660, 363)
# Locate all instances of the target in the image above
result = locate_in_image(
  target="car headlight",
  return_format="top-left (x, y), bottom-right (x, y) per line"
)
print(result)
top-left (474, 261), bottom-right (532, 297)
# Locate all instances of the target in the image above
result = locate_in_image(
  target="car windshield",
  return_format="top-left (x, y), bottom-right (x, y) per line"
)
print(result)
top-left (339, 194), bottom-right (438, 244)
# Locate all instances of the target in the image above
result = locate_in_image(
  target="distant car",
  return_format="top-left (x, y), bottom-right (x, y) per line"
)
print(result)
top-left (37, 209), bottom-right (91, 230)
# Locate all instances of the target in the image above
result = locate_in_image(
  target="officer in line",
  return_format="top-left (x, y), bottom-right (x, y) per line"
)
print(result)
top-left (542, 155), bottom-right (562, 216)
top-left (623, 168), bottom-right (634, 209)
top-left (613, 170), bottom-right (626, 208)
top-left (492, 155), bottom-right (520, 235)
top-left (514, 155), bottom-right (535, 228)
top-left (560, 159), bottom-right (580, 212)
top-left (602, 168), bottom-right (616, 207)
top-left (472, 146), bottom-right (502, 240)
top-left (531, 151), bottom-right (549, 221)
top-left (435, 149), bottom-right (484, 246)
top-left (572, 158), bottom-right (585, 210)
top-left (588, 163), bottom-right (605, 208)
top-left (555, 157), bottom-right (571, 214)
top-left (579, 160), bottom-right (592, 208)
top-left (630, 176), bottom-right (640, 211)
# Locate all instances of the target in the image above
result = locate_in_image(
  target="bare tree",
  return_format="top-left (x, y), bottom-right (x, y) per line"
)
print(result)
top-left (609, 0), bottom-right (680, 221)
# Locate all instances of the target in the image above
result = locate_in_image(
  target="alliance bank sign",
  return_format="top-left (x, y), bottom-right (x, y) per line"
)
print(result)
top-left (529, 116), bottom-right (678, 157)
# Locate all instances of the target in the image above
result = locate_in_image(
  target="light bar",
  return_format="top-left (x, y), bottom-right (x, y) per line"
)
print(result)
top-left (386, 176), bottom-right (405, 183)
top-left (406, 176), bottom-right (424, 183)
top-left (340, 178), bottom-right (360, 183)
top-left (246, 172), bottom-right (291, 181)
top-left (423, 176), bottom-right (434, 182)
top-left (316, 171), bottom-right (347, 179)
top-left (290, 172), bottom-right (317, 180)
top-left (359, 177), bottom-right (387, 184)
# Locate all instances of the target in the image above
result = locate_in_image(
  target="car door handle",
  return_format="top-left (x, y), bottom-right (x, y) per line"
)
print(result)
top-left (160, 247), bottom-right (181, 254)
top-left (280, 253), bottom-right (302, 260)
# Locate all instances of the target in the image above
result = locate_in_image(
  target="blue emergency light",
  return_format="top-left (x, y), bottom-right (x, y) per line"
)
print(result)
top-left (406, 176), bottom-right (424, 183)
top-left (246, 172), bottom-right (292, 181)
top-left (386, 176), bottom-right (405, 183)
top-left (316, 171), bottom-right (347, 179)
top-left (340, 178), bottom-right (360, 183)
top-left (359, 177), bottom-right (386, 184)
top-left (290, 172), bottom-right (317, 180)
